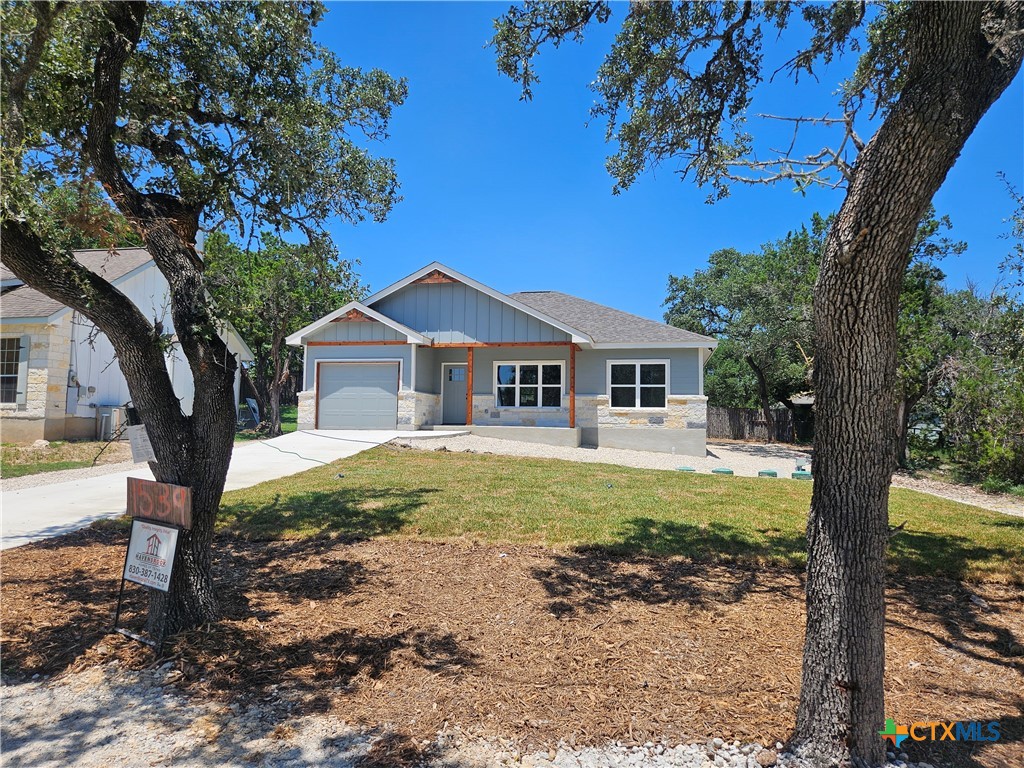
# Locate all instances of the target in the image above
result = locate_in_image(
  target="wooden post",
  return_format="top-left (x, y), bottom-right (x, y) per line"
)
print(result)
top-left (466, 346), bottom-right (474, 426)
top-left (569, 343), bottom-right (576, 429)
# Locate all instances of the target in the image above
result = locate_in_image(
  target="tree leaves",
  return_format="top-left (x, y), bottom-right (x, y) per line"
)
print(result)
top-left (204, 231), bottom-right (364, 430)
top-left (2, 1), bottom-right (407, 243)
top-left (663, 215), bottom-right (826, 408)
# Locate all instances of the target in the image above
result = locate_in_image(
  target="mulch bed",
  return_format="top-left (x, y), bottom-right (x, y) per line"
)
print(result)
top-left (2, 526), bottom-right (1021, 767)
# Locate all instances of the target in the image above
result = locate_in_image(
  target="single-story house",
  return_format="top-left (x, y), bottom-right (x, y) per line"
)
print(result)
top-left (1, 248), bottom-right (254, 442)
top-left (287, 262), bottom-right (717, 456)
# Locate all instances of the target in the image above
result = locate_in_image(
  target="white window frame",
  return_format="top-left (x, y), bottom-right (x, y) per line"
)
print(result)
top-left (493, 360), bottom-right (565, 409)
top-left (0, 334), bottom-right (29, 407)
top-left (606, 359), bottom-right (670, 410)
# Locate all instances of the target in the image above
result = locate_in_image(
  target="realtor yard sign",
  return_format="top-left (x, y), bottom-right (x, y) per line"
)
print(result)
top-left (123, 519), bottom-right (179, 591)
top-left (113, 477), bottom-right (193, 651)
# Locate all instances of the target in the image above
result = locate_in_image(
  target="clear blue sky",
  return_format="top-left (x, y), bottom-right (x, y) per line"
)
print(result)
top-left (316, 2), bottom-right (1024, 321)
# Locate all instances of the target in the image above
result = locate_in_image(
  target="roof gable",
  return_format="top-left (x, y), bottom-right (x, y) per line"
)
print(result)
top-left (364, 262), bottom-right (591, 344)
top-left (286, 301), bottom-right (431, 346)
top-left (1, 248), bottom-right (156, 323)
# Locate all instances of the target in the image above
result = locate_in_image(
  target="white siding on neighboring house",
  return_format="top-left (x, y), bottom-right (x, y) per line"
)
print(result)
top-left (68, 263), bottom-right (249, 417)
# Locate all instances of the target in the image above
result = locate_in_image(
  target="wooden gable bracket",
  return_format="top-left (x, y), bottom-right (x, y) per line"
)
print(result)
top-left (332, 308), bottom-right (375, 323)
top-left (413, 269), bottom-right (459, 285)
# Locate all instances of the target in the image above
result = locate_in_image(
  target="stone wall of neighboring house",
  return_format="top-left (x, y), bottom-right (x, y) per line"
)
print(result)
top-left (0, 317), bottom-right (91, 442)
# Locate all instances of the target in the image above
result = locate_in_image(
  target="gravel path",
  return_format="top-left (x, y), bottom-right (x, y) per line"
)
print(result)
top-left (394, 434), bottom-right (1024, 517)
top-left (395, 435), bottom-right (813, 476)
top-left (2, 666), bottom-right (935, 768)
top-left (890, 472), bottom-right (1024, 517)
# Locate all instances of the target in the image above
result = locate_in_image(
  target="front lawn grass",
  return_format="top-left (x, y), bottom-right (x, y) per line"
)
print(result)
top-left (1, 459), bottom-right (92, 478)
top-left (218, 446), bottom-right (1024, 584)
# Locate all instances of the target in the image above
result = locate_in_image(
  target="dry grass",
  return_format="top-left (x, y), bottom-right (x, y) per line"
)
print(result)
top-left (0, 439), bottom-right (132, 478)
top-left (1, 526), bottom-right (1021, 768)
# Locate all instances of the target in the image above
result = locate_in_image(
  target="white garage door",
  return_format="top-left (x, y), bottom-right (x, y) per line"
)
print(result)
top-left (318, 362), bottom-right (399, 429)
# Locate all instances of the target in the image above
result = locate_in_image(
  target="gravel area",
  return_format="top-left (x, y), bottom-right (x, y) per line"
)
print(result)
top-left (0, 459), bottom-right (147, 492)
top-left (394, 435), bottom-right (812, 477)
top-left (891, 472), bottom-right (1024, 517)
top-left (2, 666), bottom-right (936, 768)
top-left (395, 434), bottom-right (1023, 516)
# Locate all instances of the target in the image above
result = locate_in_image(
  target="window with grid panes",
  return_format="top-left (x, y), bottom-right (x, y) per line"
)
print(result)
top-left (495, 362), bottom-right (563, 407)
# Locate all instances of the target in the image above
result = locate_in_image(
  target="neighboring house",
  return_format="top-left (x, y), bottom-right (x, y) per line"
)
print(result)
top-left (0, 248), bottom-right (254, 443)
top-left (287, 262), bottom-right (717, 456)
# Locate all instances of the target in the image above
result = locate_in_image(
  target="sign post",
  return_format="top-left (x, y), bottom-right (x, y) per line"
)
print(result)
top-left (112, 477), bottom-right (193, 652)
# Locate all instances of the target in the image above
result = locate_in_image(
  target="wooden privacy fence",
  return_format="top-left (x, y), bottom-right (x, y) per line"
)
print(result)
top-left (707, 406), bottom-right (794, 442)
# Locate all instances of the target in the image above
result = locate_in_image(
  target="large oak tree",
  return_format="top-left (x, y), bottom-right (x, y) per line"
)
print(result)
top-left (205, 231), bottom-right (365, 438)
top-left (492, 2), bottom-right (1024, 764)
top-left (1, 1), bottom-right (405, 635)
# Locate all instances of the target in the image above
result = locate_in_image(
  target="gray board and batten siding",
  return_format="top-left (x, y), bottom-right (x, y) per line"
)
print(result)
top-left (304, 318), bottom-right (405, 343)
top-left (486, 348), bottom-right (700, 396)
top-left (370, 282), bottom-right (572, 345)
top-left (303, 343), bottom-right (412, 391)
top-left (429, 347), bottom-right (703, 398)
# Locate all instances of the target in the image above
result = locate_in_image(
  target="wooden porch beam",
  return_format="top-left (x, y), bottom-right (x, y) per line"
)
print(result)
top-left (431, 341), bottom-right (577, 348)
top-left (569, 343), bottom-right (576, 429)
top-left (466, 346), bottom-right (474, 426)
top-left (306, 340), bottom-right (407, 346)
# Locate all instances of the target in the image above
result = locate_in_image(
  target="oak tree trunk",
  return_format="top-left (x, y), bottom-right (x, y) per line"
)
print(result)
top-left (2, 222), bottom-right (237, 636)
top-left (268, 378), bottom-right (283, 438)
top-left (793, 4), bottom-right (1024, 765)
top-left (894, 396), bottom-right (917, 470)
top-left (266, 333), bottom-right (288, 438)
top-left (1, 1), bottom-right (241, 638)
top-left (746, 355), bottom-right (775, 443)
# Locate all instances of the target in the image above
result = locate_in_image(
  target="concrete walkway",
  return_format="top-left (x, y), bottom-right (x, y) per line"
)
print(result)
top-left (1, 430), bottom-right (459, 550)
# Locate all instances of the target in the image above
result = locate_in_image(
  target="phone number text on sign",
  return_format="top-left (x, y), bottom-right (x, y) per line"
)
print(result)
top-left (123, 519), bottom-right (179, 592)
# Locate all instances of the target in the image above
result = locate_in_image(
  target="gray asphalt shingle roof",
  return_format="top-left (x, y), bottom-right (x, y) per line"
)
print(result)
top-left (510, 290), bottom-right (716, 345)
top-left (1, 248), bottom-right (153, 320)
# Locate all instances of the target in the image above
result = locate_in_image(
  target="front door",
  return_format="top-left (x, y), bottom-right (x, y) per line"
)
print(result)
top-left (442, 364), bottom-right (468, 424)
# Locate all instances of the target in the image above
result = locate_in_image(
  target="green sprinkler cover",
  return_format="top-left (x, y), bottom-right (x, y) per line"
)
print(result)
top-left (711, 467), bottom-right (734, 475)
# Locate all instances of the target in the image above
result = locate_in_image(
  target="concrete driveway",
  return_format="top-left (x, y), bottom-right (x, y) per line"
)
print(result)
top-left (0, 430), bottom-right (444, 550)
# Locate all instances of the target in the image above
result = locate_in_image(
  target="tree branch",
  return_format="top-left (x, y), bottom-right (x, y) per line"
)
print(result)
top-left (2, 1), bottom-right (68, 146)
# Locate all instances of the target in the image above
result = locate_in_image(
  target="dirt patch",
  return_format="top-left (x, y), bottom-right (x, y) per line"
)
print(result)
top-left (1, 439), bottom-right (131, 465)
top-left (2, 527), bottom-right (1021, 767)
top-left (0, 440), bottom-right (134, 486)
